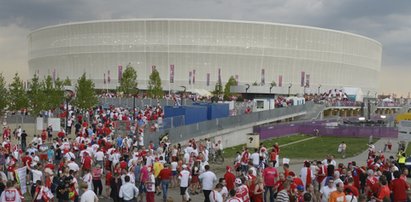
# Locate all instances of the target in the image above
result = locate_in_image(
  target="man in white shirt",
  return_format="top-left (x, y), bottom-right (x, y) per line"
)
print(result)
top-left (250, 149), bottom-right (260, 168)
top-left (119, 175), bottom-right (139, 202)
top-left (67, 159), bottom-right (80, 172)
top-left (80, 182), bottom-right (98, 202)
top-left (209, 183), bottom-right (224, 202)
top-left (94, 149), bottom-right (105, 168)
top-left (199, 165), bottom-right (217, 202)
top-left (179, 165), bottom-right (192, 202)
top-left (320, 177), bottom-right (336, 202)
top-left (27, 165), bottom-right (43, 197)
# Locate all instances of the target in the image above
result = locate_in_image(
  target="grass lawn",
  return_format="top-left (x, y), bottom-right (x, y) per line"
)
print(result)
top-left (281, 136), bottom-right (376, 159)
top-left (223, 134), bottom-right (377, 160)
top-left (223, 134), bottom-right (310, 158)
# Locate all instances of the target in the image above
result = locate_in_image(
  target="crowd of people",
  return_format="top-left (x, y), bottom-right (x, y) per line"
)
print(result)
top-left (0, 117), bottom-right (410, 202)
top-left (0, 98), bottom-right (409, 202)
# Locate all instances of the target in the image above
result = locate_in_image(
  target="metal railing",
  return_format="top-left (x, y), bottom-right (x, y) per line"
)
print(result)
top-left (144, 102), bottom-right (313, 145)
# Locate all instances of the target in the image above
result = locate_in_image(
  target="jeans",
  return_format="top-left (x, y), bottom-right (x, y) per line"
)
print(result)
top-left (264, 186), bottom-right (274, 202)
top-left (161, 180), bottom-right (170, 201)
top-left (203, 190), bottom-right (212, 202)
top-left (93, 179), bottom-right (103, 195)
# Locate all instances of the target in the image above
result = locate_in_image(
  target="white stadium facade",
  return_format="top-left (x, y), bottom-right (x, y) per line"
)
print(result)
top-left (28, 19), bottom-right (382, 94)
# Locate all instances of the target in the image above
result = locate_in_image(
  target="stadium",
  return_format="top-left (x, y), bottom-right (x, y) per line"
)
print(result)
top-left (28, 19), bottom-right (382, 94)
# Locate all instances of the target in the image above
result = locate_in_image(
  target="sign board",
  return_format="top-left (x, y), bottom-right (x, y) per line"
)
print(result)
top-left (36, 117), bottom-right (44, 131)
top-left (47, 118), bottom-right (61, 132)
top-left (246, 133), bottom-right (260, 148)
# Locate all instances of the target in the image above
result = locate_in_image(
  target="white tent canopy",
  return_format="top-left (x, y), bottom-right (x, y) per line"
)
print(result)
top-left (187, 89), bottom-right (212, 97)
top-left (342, 87), bottom-right (364, 102)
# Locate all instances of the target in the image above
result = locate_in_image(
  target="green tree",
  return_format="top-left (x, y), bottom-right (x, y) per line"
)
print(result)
top-left (147, 69), bottom-right (163, 98)
top-left (0, 73), bottom-right (9, 115)
top-left (51, 77), bottom-right (65, 109)
top-left (72, 73), bottom-right (98, 110)
top-left (118, 63), bottom-right (138, 95)
top-left (63, 77), bottom-right (72, 86)
top-left (270, 81), bottom-right (277, 87)
top-left (252, 81), bottom-right (258, 86)
top-left (28, 74), bottom-right (45, 116)
top-left (9, 73), bottom-right (29, 112)
top-left (224, 76), bottom-right (238, 100)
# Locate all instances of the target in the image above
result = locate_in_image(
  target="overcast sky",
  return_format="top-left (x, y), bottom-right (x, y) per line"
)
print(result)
top-left (0, 0), bottom-right (410, 96)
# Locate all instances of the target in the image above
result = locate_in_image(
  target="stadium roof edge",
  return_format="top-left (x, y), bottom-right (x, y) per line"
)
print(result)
top-left (28, 18), bottom-right (382, 46)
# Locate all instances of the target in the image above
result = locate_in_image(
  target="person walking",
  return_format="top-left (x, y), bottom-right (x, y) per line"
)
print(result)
top-left (119, 175), bottom-right (139, 202)
top-left (179, 164), bottom-right (192, 202)
top-left (92, 164), bottom-right (103, 197)
top-left (262, 161), bottom-right (278, 202)
top-left (80, 182), bottom-right (98, 202)
top-left (199, 165), bottom-right (217, 202)
top-left (338, 141), bottom-right (347, 159)
top-left (158, 163), bottom-right (172, 202)
top-left (109, 173), bottom-right (122, 202)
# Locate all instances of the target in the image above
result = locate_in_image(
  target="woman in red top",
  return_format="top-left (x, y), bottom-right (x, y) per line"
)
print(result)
top-left (253, 176), bottom-right (264, 202)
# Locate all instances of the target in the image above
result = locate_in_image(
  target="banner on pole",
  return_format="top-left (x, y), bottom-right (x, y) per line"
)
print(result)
top-left (279, 75), bottom-right (283, 87)
top-left (261, 69), bottom-right (265, 85)
top-left (189, 71), bottom-right (192, 85)
top-left (170, 65), bottom-right (174, 83)
top-left (192, 69), bottom-right (196, 84)
top-left (301, 71), bottom-right (305, 87)
top-left (306, 74), bottom-right (310, 87)
top-left (118, 65), bottom-right (123, 82)
top-left (108, 70), bottom-right (111, 83)
top-left (207, 73), bottom-right (210, 86)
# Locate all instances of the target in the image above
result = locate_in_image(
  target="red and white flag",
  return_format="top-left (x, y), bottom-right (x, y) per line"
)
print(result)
top-left (170, 65), bottom-right (174, 83)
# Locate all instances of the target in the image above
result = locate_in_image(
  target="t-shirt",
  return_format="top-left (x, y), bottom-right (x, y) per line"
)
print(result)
top-left (390, 178), bottom-right (409, 201)
top-left (236, 185), bottom-right (250, 202)
top-left (179, 170), bottom-right (191, 187)
top-left (276, 189), bottom-right (289, 202)
top-left (328, 191), bottom-right (346, 202)
top-left (94, 151), bottom-right (104, 161)
top-left (262, 167), bottom-right (278, 187)
top-left (0, 188), bottom-right (22, 202)
top-left (199, 171), bottom-right (217, 190)
top-left (250, 153), bottom-right (260, 166)
top-left (80, 190), bottom-right (97, 202)
top-left (31, 169), bottom-right (43, 183)
top-left (320, 186), bottom-right (336, 202)
top-left (209, 190), bottom-right (223, 202)
top-left (158, 168), bottom-right (172, 180)
top-left (146, 174), bottom-right (156, 192)
top-left (377, 185), bottom-right (390, 200)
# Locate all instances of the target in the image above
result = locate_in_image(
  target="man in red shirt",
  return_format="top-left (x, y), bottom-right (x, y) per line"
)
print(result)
top-left (262, 161), bottom-right (278, 202)
top-left (224, 166), bottom-right (236, 191)
top-left (158, 164), bottom-right (172, 202)
top-left (390, 170), bottom-right (410, 202)
top-left (82, 152), bottom-right (93, 173)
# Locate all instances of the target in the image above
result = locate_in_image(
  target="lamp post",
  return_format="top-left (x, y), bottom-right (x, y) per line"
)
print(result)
top-left (288, 83), bottom-right (292, 97)
top-left (318, 84), bottom-right (321, 95)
